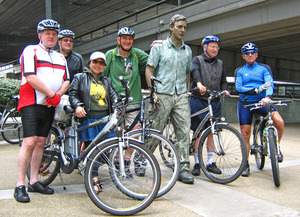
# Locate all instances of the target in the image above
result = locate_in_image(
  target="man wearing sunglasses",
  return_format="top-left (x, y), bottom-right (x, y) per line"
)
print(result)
top-left (58, 29), bottom-right (85, 81)
top-left (235, 42), bottom-right (284, 177)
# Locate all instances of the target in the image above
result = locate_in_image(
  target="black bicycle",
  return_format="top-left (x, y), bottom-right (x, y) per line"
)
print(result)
top-left (247, 94), bottom-right (293, 187)
top-left (0, 94), bottom-right (22, 145)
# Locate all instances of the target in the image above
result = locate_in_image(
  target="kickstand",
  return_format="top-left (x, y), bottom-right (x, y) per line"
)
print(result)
top-left (59, 171), bottom-right (67, 190)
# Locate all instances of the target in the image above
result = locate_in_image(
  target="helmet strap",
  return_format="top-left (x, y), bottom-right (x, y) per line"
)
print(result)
top-left (120, 44), bottom-right (131, 52)
top-left (203, 45), bottom-right (214, 59)
top-left (40, 41), bottom-right (52, 51)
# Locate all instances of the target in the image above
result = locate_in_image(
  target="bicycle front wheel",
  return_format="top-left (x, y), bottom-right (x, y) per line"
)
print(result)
top-left (198, 124), bottom-right (247, 184)
top-left (127, 129), bottom-right (180, 198)
top-left (268, 128), bottom-right (280, 187)
top-left (253, 123), bottom-right (265, 170)
top-left (1, 109), bottom-right (23, 144)
top-left (84, 138), bottom-right (161, 216)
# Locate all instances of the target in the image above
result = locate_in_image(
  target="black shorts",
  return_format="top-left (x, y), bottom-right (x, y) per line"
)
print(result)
top-left (21, 105), bottom-right (55, 138)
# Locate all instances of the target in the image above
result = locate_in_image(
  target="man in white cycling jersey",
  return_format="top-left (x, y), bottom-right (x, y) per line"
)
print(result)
top-left (14, 19), bottom-right (70, 203)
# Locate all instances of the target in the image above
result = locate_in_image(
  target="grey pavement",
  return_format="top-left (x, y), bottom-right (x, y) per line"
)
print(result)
top-left (0, 123), bottom-right (300, 217)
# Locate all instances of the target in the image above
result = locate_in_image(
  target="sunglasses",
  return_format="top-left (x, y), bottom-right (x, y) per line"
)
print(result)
top-left (62, 38), bottom-right (74, 43)
top-left (92, 59), bottom-right (106, 66)
top-left (244, 51), bottom-right (257, 55)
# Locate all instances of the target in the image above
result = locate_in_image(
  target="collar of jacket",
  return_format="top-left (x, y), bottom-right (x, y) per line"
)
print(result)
top-left (202, 53), bottom-right (217, 63)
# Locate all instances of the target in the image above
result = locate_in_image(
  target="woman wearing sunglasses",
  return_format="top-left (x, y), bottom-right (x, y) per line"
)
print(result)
top-left (69, 51), bottom-right (118, 192)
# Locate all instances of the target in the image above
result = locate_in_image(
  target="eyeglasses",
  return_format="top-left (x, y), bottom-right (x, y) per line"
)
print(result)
top-left (62, 38), bottom-right (74, 43)
top-left (208, 45), bottom-right (220, 50)
top-left (244, 51), bottom-right (257, 55)
top-left (92, 59), bottom-right (106, 66)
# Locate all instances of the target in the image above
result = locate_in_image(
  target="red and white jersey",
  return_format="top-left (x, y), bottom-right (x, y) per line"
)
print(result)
top-left (18, 43), bottom-right (69, 111)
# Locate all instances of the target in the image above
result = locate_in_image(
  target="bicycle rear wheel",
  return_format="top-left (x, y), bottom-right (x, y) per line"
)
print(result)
top-left (84, 138), bottom-right (161, 216)
top-left (253, 123), bottom-right (265, 170)
top-left (1, 109), bottom-right (23, 144)
top-left (127, 129), bottom-right (180, 198)
top-left (268, 128), bottom-right (280, 187)
top-left (26, 126), bottom-right (60, 186)
top-left (198, 124), bottom-right (247, 184)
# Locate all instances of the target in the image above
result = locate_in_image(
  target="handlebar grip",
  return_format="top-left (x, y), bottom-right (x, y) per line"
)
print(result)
top-left (242, 97), bottom-right (248, 107)
top-left (150, 76), bottom-right (162, 84)
top-left (119, 76), bottom-right (127, 87)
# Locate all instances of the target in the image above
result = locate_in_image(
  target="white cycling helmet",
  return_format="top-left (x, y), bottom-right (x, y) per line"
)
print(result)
top-left (58, 29), bottom-right (75, 40)
top-left (117, 27), bottom-right (135, 38)
top-left (37, 19), bottom-right (60, 33)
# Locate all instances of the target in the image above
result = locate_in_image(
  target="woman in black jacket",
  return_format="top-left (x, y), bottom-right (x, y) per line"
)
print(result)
top-left (69, 51), bottom-right (118, 193)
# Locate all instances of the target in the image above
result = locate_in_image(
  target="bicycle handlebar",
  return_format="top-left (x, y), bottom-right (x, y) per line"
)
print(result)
top-left (190, 88), bottom-right (227, 100)
top-left (243, 92), bottom-right (293, 109)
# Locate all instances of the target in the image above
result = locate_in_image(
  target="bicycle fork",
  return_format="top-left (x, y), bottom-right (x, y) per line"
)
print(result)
top-left (265, 125), bottom-right (280, 158)
top-left (117, 136), bottom-right (128, 179)
top-left (210, 121), bottom-right (225, 155)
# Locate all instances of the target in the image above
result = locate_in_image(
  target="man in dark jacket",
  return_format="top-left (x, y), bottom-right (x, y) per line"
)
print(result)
top-left (190, 35), bottom-right (229, 176)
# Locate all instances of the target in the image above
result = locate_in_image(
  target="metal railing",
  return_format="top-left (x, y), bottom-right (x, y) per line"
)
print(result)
top-left (75, 0), bottom-right (200, 44)
top-left (227, 80), bottom-right (300, 99)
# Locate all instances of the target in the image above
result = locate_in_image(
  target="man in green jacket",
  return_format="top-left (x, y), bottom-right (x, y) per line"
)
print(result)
top-left (103, 26), bottom-right (148, 178)
top-left (103, 26), bottom-right (148, 125)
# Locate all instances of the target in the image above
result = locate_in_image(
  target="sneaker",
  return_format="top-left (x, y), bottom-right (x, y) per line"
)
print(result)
top-left (28, 181), bottom-right (54, 194)
top-left (206, 162), bottom-right (222, 174)
top-left (241, 162), bottom-right (250, 177)
top-left (134, 157), bottom-right (147, 177)
top-left (278, 150), bottom-right (283, 163)
top-left (192, 163), bottom-right (201, 176)
top-left (178, 170), bottom-right (194, 184)
top-left (114, 160), bottom-right (133, 179)
top-left (14, 185), bottom-right (30, 203)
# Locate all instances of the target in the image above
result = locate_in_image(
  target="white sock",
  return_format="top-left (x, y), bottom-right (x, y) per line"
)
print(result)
top-left (194, 153), bottom-right (199, 164)
top-left (207, 151), bottom-right (214, 165)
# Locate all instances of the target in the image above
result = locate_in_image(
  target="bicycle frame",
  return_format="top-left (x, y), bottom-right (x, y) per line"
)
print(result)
top-left (251, 105), bottom-right (280, 158)
top-left (191, 92), bottom-right (227, 155)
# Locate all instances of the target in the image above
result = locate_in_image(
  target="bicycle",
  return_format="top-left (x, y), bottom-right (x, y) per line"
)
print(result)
top-left (164, 90), bottom-right (247, 184)
top-left (27, 76), bottom-right (161, 216)
top-left (124, 76), bottom-right (180, 198)
top-left (246, 94), bottom-right (293, 187)
top-left (0, 94), bottom-right (22, 145)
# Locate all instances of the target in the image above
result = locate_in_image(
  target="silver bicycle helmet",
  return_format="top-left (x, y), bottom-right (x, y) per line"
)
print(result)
top-left (241, 42), bottom-right (258, 54)
top-left (117, 27), bottom-right (135, 38)
top-left (37, 19), bottom-right (60, 33)
top-left (58, 29), bottom-right (75, 40)
top-left (201, 35), bottom-right (221, 46)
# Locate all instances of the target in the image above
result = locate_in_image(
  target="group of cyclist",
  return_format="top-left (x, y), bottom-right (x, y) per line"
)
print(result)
top-left (14, 14), bottom-right (285, 203)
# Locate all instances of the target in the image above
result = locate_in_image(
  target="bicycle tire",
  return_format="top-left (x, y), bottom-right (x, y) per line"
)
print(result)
top-left (162, 118), bottom-right (177, 144)
top-left (198, 124), bottom-right (247, 184)
top-left (268, 128), bottom-right (280, 187)
top-left (253, 123), bottom-right (265, 170)
top-left (84, 138), bottom-right (161, 216)
top-left (1, 109), bottom-right (23, 144)
top-left (127, 129), bottom-right (180, 198)
top-left (26, 126), bottom-right (60, 186)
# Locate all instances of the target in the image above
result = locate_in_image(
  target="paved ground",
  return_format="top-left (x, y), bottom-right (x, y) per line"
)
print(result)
top-left (0, 123), bottom-right (300, 217)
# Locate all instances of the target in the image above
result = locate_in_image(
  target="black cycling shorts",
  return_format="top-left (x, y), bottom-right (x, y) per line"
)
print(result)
top-left (21, 105), bottom-right (55, 138)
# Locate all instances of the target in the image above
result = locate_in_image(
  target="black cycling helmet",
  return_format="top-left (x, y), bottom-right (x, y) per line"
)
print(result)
top-left (241, 42), bottom-right (258, 54)
top-left (58, 29), bottom-right (75, 40)
top-left (117, 27), bottom-right (135, 38)
top-left (201, 35), bottom-right (221, 46)
top-left (37, 19), bottom-right (60, 33)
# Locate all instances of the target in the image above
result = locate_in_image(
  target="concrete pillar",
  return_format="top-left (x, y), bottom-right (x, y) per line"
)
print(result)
top-left (45, 0), bottom-right (68, 29)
